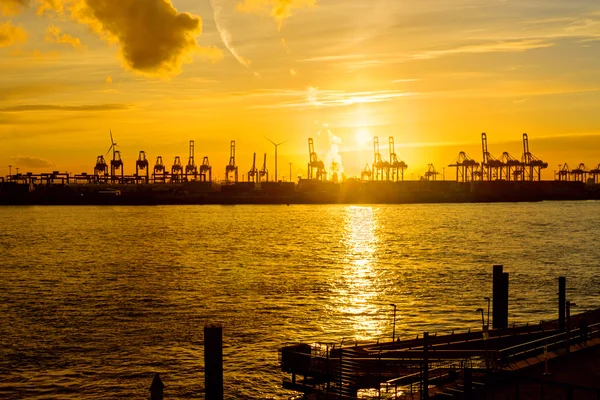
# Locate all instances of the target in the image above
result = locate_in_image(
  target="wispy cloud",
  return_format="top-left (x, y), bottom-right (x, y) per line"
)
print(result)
top-left (411, 39), bottom-right (554, 60)
top-left (9, 155), bottom-right (53, 168)
top-left (210, 0), bottom-right (253, 70)
top-left (237, 0), bottom-right (317, 30)
top-left (251, 87), bottom-right (416, 109)
top-left (45, 25), bottom-right (83, 49)
top-left (0, 104), bottom-right (130, 112)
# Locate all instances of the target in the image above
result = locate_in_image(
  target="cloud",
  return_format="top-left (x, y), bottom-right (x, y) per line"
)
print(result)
top-left (9, 155), bottom-right (53, 168)
top-left (45, 25), bottom-right (83, 48)
top-left (411, 39), bottom-right (554, 60)
top-left (0, 0), bottom-right (28, 16)
top-left (237, 0), bottom-right (317, 30)
top-left (37, 0), bottom-right (63, 15)
top-left (0, 21), bottom-right (27, 47)
top-left (105, 75), bottom-right (112, 84)
top-left (0, 103), bottom-right (129, 111)
top-left (210, 0), bottom-right (252, 70)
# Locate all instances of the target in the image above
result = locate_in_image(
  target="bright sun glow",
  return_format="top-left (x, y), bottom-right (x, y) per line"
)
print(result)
top-left (355, 128), bottom-right (371, 146)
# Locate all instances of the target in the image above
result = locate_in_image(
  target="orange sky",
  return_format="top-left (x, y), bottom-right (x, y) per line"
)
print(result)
top-left (1, 0), bottom-right (600, 181)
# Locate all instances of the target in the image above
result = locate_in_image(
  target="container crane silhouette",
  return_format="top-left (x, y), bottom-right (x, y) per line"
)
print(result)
top-left (389, 136), bottom-right (407, 181)
top-left (259, 154), bottom-right (269, 182)
top-left (307, 138), bottom-right (326, 180)
top-left (570, 163), bottom-right (590, 182)
top-left (135, 151), bottom-right (149, 183)
top-left (106, 130), bottom-right (123, 183)
top-left (522, 133), bottom-right (548, 181)
top-left (372, 136), bottom-right (390, 181)
top-left (200, 156), bottom-right (212, 182)
top-left (481, 133), bottom-right (503, 181)
top-left (248, 153), bottom-right (259, 182)
top-left (171, 156), bottom-right (183, 183)
top-left (361, 164), bottom-right (372, 181)
top-left (153, 156), bottom-right (166, 183)
top-left (185, 140), bottom-right (198, 181)
top-left (424, 164), bottom-right (439, 181)
top-left (448, 152), bottom-right (479, 182)
top-left (225, 141), bottom-right (238, 183)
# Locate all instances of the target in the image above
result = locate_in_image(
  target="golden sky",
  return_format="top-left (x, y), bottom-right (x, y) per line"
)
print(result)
top-left (1, 0), bottom-right (600, 180)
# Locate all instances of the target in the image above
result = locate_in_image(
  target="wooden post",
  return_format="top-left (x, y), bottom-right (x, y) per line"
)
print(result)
top-left (464, 367), bottom-right (472, 400)
top-left (422, 332), bottom-right (429, 400)
top-left (492, 265), bottom-right (503, 329)
top-left (204, 323), bottom-right (224, 400)
top-left (559, 277), bottom-right (566, 331)
top-left (149, 373), bottom-right (164, 400)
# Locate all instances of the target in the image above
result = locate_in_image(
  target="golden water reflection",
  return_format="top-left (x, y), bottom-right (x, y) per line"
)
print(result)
top-left (332, 206), bottom-right (385, 340)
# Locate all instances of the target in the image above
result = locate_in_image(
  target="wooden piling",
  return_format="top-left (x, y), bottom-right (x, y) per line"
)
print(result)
top-left (492, 265), bottom-right (509, 329)
top-left (204, 323), bottom-right (224, 400)
top-left (149, 373), bottom-right (164, 400)
top-left (422, 332), bottom-right (429, 400)
top-left (559, 277), bottom-right (566, 331)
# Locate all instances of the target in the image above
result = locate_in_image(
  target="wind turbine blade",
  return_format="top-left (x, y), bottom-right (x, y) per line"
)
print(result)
top-left (277, 140), bottom-right (287, 146)
top-left (110, 130), bottom-right (114, 144)
top-left (264, 136), bottom-right (276, 146)
top-left (106, 145), bottom-right (113, 155)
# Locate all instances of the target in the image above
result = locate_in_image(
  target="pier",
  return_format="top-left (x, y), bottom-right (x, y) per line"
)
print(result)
top-left (279, 272), bottom-right (600, 399)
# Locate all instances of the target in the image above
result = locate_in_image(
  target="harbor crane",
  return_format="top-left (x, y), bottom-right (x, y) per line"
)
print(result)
top-left (481, 133), bottom-right (503, 181)
top-left (361, 163), bottom-right (372, 181)
top-left (185, 140), bottom-right (198, 181)
top-left (199, 157), bottom-right (212, 182)
top-left (171, 156), bottom-right (183, 183)
top-left (94, 155), bottom-right (108, 177)
top-left (259, 153), bottom-right (268, 182)
top-left (153, 156), bottom-right (166, 183)
top-left (106, 130), bottom-right (123, 183)
top-left (248, 153), bottom-right (259, 182)
top-left (389, 136), bottom-right (408, 181)
top-left (570, 163), bottom-right (590, 182)
top-left (372, 136), bottom-right (390, 181)
top-left (424, 164), bottom-right (439, 181)
top-left (522, 133), bottom-right (548, 181)
top-left (590, 163), bottom-right (600, 184)
top-left (225, 141), bottom-right (238, 183)
top-left (135, 151), bottom-right (149, 183)
top-left (448, 152), bottom-right (479, 182)
top-left (307, 138), bottom-right (326, 180)
top-left (500, 152), bottom-right (523, 181)
top-left (557, 163), bottom-right (571, 181)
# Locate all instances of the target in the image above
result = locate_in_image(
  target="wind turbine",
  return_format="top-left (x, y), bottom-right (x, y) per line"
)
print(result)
top-left (106, 130), bottom-right (118, 161)
top-left (265, 137), bottom-right (286, 182)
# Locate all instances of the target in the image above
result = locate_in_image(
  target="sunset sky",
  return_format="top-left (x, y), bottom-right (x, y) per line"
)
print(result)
top-left (1, 0), bottom-right (600, 180)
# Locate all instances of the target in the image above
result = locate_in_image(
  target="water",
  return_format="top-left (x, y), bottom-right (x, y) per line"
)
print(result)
top-left (1, 202), bottom-right (599, 399)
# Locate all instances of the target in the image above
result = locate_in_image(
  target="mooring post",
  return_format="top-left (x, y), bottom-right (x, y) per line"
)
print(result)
top-left (558, 277), bottom-right (566, 331)
top-left (204, 323), bottom-right (224, 400)
top-left (149, 373), bottom-right (164, 400)
top-left (492, 265), bottom-right (503, 329)
top-left (422, 332), bottom-right (429, 400)
top-left (566, 302), bottom-right (571, 353)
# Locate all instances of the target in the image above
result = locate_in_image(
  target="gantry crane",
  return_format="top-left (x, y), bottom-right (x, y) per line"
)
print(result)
top-left (557, 163), bottom-right (570, 181)
top-left (171, 156), bottom-right (183, 183)
top-left (199, 156), bottom-right (212, 182)
top-left (94, 155), bottom-right (108, 177)
top-left (500, 152), bottom-right (523, 181)
top-left (570, 163), bottom-right (590, 182)
top-left (522, 133), bottom-right (548, 181)
top-left (248, 152), bottom-right (259, 182)
top-left (389, 137), bottom-right (408, 181)
top-left (481, 133), bottom-right (503, 181)
top-left (135, 151), bottom-right (149, 183)
top-left (372, 136), bottom-right (390, 181)
top-left (153, 156), bottom-right (166, 183)
top-left (424, 164), bottom-right (439, 181)
top-left (307, 138), bottom-right (326, 180)
top-left (448, 152), bottom-right (479, 182)
top-left (185, 140), bottom-right (198, 181)
top-left (361, 163), bottom-right (372, 181)
top-left (225, 141), bottom-right (238, 183)
top-left (590, 163), bottom-right (600, 184)
top-left (259, 153), bottom-right (268, 182)
top-left (106, 130), bottom-right (123, 183)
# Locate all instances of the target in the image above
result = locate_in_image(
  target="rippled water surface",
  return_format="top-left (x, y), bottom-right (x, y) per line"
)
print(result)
top-left (1, 203), bottom-right (600, 399)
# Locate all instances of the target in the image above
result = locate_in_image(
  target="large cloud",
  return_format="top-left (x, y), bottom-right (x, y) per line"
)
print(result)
top-left (2, 0), bottom-right (222, 76)
top-left (9, 155), bottom-right (53, 168)
top-left (237, 0), bottom-right (316, 29)
top-left (0, 21), bottom-right (27, 47)
top-left (67, 0), bottom-right (221, 76)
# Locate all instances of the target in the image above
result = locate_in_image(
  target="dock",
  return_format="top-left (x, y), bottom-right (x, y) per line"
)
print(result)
top-left (279, 271), bottom-right (600, 399)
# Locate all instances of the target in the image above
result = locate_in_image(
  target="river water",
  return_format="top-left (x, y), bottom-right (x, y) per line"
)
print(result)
top-left (1, 202), bottom-right (599, 399)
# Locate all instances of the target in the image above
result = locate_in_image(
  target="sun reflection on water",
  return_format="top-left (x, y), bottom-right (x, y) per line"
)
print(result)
top-left (332, 206), bottom-right (385, 340)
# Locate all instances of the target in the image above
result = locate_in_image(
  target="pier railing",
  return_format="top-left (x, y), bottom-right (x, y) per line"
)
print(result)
top-left (495, 321), bottom-right (600, 368)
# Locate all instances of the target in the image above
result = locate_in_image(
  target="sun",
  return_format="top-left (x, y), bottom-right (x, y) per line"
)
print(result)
top-left (355, 128), bottom-right (371, 146)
